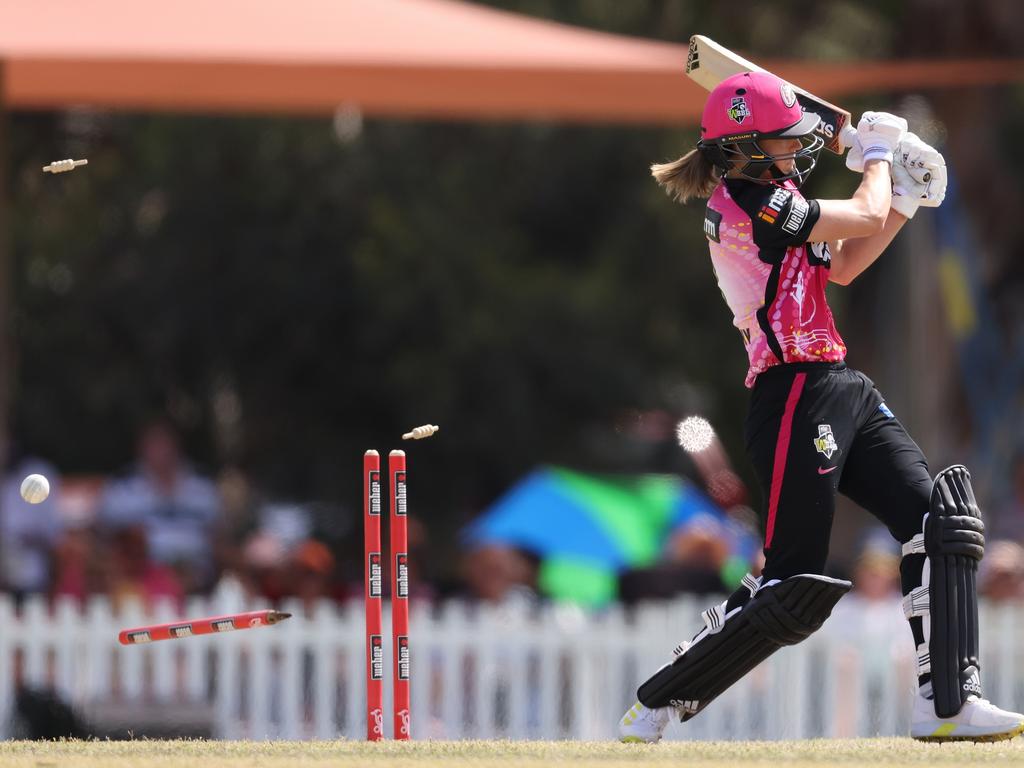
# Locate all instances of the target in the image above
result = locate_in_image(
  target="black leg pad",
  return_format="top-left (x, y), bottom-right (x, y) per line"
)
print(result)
top-left (637, 574), bottom-right (851, 719)
top-left (928, 465), bottom-right (985, 718)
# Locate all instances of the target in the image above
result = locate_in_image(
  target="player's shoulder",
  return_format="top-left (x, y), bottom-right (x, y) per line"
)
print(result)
top-left (727, 179), bottom-right (817, 237)
top-left (723, 178), bottom-right (797, 217)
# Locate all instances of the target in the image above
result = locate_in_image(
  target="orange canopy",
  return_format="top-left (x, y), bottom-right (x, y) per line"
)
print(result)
top-left (1, 0), bottom-right (1021, 122)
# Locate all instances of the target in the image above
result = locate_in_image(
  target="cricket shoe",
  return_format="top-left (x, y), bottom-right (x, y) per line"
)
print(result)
top-left (618, 700), bottom-right (673, 743)
top-left (911, 692), bottom-right (1024, 742)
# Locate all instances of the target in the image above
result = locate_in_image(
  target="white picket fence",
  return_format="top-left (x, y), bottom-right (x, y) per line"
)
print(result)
top-left (1, 579), bottom-right (1022, 740)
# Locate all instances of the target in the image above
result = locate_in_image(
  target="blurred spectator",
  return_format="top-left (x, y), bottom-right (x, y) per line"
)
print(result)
top-left (258, 502), bottom-right (312, 550)
top-left (235, 521), bottom-right (341, 612)
top-left (102, 525), bottom-right (184, 613)
top-left (461, 544), bottom-right (539, 606)
top-left (403, 517), bottom-right (436, 602)
top-left (51, 524), bottom-right (102, 604)
top-left (826, 528), bottom-right (911, 737)
top-left (849, 535), bottom-right (902, 603)
top-left (98, 419), bottom-right (222, 592)
top-left (665, 516), bottom-right (731, 569)
top-left (239, 530), bottom-right (289, 602)
top-left (215, 466), bottom-right (260, 576)
top-left (0, 458), bottom-right (62, 598)
top-left (620, 500), bottom-right (761, 602)
top-left (292, 539), bottom-right (335, 612)
top-left (618, 414), bottom-right (761, 601)
top-left (995, 451), bottom-right (1024, 541)
top-left (979, 540), bottom-right (1024, 603)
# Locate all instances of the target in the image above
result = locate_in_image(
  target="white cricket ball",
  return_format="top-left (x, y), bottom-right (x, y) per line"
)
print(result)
top-left (676, 416), bottom-right (715, 454)
top-left (20, 474), bottom-right (50, 504)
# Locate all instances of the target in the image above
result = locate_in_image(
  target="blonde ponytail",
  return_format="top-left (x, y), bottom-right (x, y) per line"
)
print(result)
top-left (651, 148), bottom-right (720, 204)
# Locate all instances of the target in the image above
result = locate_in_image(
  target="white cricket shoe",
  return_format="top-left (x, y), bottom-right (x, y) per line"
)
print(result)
top-left (911, 692), bottom-right (1024, 742)
top-left (618, 700), bottom-right (672, 743)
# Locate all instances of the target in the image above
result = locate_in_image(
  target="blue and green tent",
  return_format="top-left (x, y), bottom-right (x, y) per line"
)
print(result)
top-left (465, 467), bottom-right (757, 607)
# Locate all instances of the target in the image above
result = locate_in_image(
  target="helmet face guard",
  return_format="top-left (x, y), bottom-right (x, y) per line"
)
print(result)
top-left (699, 128), bottom-right (824, 187)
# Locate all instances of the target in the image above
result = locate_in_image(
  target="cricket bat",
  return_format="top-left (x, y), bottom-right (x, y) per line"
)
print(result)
top-left (685, 35), bottom-right (857, 155)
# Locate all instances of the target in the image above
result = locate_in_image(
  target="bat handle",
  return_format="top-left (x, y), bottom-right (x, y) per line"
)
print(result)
top-left (839, 125), bottom-right (857, 152)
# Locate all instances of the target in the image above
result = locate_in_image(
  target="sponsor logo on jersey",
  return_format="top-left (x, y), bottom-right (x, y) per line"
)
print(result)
top-left (703, 207), bottom-right (722, 243)
top-left (728, 96), bottom-right (751, 124)
top-left (758, 187), bottom-right (791, 225)
top-left (814, 424), bottom-right (838, 459)
top-left (782, 196), bottom-right (809, 234)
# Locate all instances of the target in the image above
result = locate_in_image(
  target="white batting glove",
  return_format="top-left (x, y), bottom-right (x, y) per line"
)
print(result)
top-left (845, 136), bottom-right (866, 173)
top-left (896, 133), bottom-right (947, 207)
top-left (890, 163), bottom-right (927, 219)
top-left (845, 111), bottom-right (908, 171)
top-left (919, 162), bottom-right (947, 207)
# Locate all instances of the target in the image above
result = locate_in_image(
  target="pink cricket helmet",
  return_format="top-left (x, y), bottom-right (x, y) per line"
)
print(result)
top-left (701, 71), bottom-right (820, 143)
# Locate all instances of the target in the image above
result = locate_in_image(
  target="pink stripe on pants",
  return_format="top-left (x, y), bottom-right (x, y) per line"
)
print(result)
top-left (765, 372), bottom-right (807, 549)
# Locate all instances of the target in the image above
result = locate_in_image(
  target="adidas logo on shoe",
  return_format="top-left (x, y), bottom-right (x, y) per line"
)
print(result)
top-left (963, 671), bottom-right (982, 695)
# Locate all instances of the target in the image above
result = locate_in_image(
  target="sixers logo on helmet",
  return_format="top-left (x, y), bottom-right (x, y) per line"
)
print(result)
top-left (727, 96), bottom-right (751, 124)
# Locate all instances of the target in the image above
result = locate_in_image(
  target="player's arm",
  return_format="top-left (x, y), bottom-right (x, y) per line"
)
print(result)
top-left (828, 133), bottom-right (947, 285)
top-left (806, 112), bottom-right (908, 241)
top-left (807, 159), bottom-right (892, 243)
top-left (826, 209), bottom-right (908, 286)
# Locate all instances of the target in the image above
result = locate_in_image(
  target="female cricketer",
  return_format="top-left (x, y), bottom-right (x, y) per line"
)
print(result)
top-left (618, 71), bottom-right (1024, 743)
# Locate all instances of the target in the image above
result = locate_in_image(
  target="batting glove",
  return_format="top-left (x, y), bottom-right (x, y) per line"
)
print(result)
top-left (896, 133), bottom-right (947, 207)
top-left (890, 163), bottom-right (928, 219)
top-left (846, 111), bottom-right (908, 171)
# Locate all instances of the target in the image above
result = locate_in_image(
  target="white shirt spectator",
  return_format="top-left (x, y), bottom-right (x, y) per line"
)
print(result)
top-left (98, 420), bottom-right (222, 588)
top-left (100, 467), bottom-right (220, 573)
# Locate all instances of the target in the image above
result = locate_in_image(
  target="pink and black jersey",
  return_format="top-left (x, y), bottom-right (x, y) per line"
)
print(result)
top-left (704, 178), bottom-right (847, 387)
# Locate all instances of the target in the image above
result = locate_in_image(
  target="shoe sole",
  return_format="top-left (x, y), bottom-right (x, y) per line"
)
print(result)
top-left (913, 720), bottom-right (1024, 743)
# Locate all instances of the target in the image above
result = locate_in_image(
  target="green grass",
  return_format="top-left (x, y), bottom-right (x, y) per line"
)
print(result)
top-left (1, 738), bottom-right (1023, 767)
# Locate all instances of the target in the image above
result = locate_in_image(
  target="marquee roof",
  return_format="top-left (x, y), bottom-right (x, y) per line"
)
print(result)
top-left (1, 0), bottom-right (1020, 122)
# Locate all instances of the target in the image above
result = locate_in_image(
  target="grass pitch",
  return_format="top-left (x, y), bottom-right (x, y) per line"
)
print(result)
top-left (2, 738), bottom-right (1024, 767)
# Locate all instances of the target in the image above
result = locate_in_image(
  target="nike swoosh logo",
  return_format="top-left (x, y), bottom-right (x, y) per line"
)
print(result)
top-left (818, 466), bottom-right (838, 475)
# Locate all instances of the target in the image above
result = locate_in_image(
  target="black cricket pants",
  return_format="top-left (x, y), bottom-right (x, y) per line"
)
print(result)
top-left (744, 362), bottom-right (933, 582)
